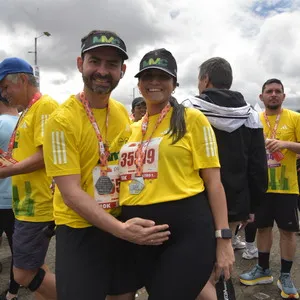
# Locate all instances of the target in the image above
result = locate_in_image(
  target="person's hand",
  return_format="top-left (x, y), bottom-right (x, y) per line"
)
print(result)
top-left (214, 239), bottom-right (235, 281)
top-left (50, 180), bottom-right (55, 195)
top-left (265, 138), bottom-right (286, 153)
top-left (120, 217), bottom-right (170, 245)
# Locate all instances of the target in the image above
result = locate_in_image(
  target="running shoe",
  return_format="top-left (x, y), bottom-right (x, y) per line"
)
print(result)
top-left (240, 265), bottom-right (273, 285)
top-left (277, 273), bottom-right (299, 299)
top-left (242, 247), bottom-right (259, 260)
top-left (0, 290), bottom-right (18, 300)
top-left (232, 235), bottom-right (246, 250)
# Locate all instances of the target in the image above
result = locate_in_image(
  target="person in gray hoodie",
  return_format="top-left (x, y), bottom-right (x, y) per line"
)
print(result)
top-left (183, 57), bottom-right (268, 300)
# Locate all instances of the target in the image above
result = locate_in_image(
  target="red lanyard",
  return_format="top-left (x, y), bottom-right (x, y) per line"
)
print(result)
top-left (263, 110), bottom-right (282, 139)
top-left (79, 92), bottom-right (110, 176)
top-left (7, 92), bottom-right (42, 156)
top-left (134, 103), bottom-right (171, 177)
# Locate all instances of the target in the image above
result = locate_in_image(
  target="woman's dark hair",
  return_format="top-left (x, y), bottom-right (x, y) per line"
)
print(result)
top-left (168, 93), bottom-right (186, 144)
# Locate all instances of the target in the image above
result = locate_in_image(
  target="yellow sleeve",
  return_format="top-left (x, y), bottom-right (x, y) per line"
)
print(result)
top-left (33, 99), bottom-right (59, 147)
top-left (295, 113), bottom-right (300, 142)
top-left (188, 109), bottom-right (220, 170)
top-left (43, 115), bottom-right (81, 177)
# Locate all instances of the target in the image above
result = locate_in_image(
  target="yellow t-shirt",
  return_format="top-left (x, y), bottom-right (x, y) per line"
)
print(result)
top-left (43, 95), bottom-right (131, 228)
top-left (260, 109), bottom-right (300, 194)
top-left (119, 107), bottom-right (220, 206)
top-left (12, 94), bottom-right (59, 221)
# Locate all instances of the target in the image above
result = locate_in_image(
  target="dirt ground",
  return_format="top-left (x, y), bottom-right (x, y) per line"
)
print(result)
top-left (1, 227), bottom-right (299, 299)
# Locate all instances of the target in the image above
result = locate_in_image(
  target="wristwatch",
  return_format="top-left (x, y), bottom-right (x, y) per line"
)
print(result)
top-left (215, 229), bottom-right (232, 239)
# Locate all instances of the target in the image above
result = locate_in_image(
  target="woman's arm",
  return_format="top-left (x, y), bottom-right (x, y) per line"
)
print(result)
top-left (200, 167), bottom-right (235, 280)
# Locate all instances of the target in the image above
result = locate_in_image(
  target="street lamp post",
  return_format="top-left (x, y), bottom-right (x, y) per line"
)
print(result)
top-left (28, 31), bottom-right (51, 88)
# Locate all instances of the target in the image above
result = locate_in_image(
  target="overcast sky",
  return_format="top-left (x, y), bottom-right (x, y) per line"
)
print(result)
top-left (1, 0), bottom-right (300, 112)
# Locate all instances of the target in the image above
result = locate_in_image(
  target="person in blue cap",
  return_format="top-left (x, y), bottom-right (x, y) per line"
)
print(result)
top-left (0, 57), bottom-right (58, 300)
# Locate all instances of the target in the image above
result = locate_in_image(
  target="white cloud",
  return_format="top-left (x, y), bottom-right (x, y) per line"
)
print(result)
top-left (0, 0), bottom-right (299, 111)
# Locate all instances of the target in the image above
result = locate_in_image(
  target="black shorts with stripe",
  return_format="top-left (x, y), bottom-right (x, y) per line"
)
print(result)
top-left (255, 193), bottom-right (299, 232)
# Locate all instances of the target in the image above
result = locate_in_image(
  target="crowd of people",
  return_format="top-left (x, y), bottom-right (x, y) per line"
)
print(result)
top-left (0, 29), bottom-right (299, 300)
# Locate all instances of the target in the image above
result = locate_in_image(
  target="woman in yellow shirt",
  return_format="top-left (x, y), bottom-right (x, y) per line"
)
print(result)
top-left (118, 48), bottom-right (234, 299)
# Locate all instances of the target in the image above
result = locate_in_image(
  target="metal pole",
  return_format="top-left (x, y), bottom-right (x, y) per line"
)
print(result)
top-left (34, 37), bottom-right (37, 66)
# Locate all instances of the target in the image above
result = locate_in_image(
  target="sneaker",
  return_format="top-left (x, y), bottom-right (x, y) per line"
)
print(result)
top-left (277, 273), bottom-right (299, 299)
top-left (0, 290), bottom-right (18, 300)
top-left (232, 235), bottom-right (246, 250)
top-left (242, 247), bottom-right (259, 260)
top-left (240, 265), bottom-right (273, 286)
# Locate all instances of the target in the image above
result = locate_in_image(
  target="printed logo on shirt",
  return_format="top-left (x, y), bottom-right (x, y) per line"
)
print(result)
top-left (41, 115), bottom-right (49, 137)
top-left (51, 131), bottom-right (67, 164)
top-left (19, 122), bottom-right (27, 129)
top-left (160, 128), bottom-right (170, 135)
top-left (280, 125), bottom-right (288, 130)
top-left (203, 126), bottom-right (217, 158)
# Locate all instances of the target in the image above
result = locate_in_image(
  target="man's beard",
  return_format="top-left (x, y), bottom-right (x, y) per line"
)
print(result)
top-left (82, 73), bottom-right (119, 95)
top-left (266, 103), bottom-right (281, 110)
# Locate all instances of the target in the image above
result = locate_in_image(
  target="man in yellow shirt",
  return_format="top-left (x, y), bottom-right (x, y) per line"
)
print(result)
top-left (240, 79), bottom-right (300, 299)
top-left (43, 30), bottom-right (170, 300)
top-left (0, 57), bottom-right (58, 300)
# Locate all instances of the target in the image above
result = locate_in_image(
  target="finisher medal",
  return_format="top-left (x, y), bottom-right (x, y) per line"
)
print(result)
top-left (129, 176), bottom-right (145, 195)
top-left (95, 176), bottom-right (114, 195)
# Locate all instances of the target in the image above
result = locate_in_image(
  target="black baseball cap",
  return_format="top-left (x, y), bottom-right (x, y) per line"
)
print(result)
top-left (135, 48), bottom-right (177, 78)
top-left (81, 30), bottom-right (128, 60)
top-left (132, 97), bottom-right (146, 110)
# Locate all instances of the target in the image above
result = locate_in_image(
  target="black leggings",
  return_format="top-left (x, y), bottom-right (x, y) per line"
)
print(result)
top-left (121, 193), bottom-right (216, 300)
top-left (0, 209), bottom-right (20, 294)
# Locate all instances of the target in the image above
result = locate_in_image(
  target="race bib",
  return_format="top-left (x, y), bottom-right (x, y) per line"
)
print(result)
top-left (119, 137), bottom-right (162, 181)
top-left (92, 164), bottom-right (120, 209)
top-left (267, 150), bottom-right (281, 168)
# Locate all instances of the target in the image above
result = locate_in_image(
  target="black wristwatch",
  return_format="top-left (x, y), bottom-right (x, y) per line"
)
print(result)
top-left (215, 229), bottom-right (232, 239)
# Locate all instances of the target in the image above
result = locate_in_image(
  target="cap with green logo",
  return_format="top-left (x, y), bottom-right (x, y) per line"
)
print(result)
top-left (135, 48), bottom-right (177, 78)
top-left (81, 30), bottom-right (128, 60)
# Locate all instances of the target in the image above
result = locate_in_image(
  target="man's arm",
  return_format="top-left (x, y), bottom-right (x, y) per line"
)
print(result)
top-left (54, 174), bottom-right (170, 245)
top-left (266, 139), bottom-right (300, 154)
top-left (0, 146), bottom-right (44, 179)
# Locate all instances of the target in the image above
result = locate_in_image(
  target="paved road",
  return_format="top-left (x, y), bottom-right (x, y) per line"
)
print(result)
top-left (1, 227), bottom-right (299, 299)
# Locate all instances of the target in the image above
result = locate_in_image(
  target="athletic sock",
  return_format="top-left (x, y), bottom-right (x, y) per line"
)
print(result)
top-left (258, 252), bottom-right (270, 270)
top-left (281, 258), bottom-right (293, 274)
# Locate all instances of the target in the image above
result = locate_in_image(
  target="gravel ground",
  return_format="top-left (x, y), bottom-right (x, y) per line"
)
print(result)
top-left (1, 226), bottom-right (299, 299)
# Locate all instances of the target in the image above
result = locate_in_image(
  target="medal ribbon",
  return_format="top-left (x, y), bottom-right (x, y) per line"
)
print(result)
top-left (134, 102), bottom-right (171, 177)
top-left (7, 92), bottom-right (42, 156)
top-left (263, 110), bottom-right (282, 139)
top-left (79, 92), bottom-right (110, 176)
